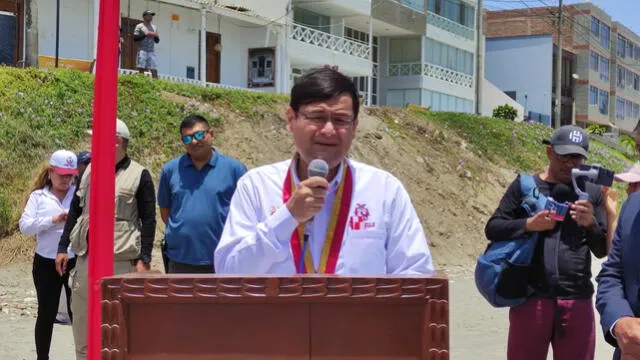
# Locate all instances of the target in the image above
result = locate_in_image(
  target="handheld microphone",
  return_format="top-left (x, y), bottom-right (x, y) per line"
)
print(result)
top-left (299, 159), bottom-right (329, 273)
top-left (308, 158), bottom-right (329, 179)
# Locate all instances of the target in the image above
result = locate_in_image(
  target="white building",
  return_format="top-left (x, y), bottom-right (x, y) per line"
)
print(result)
top-left (1, 0), bottom-right (514, 113)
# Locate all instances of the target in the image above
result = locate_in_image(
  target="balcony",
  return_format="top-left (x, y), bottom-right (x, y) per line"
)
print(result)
top-left (427, 11), bottom-right (474, 40)
top-left (390, 0), bottom-right (426, 13)
top-left (118, 69), bottom-right (256, 91)
top-left (388, 62), bottom-right (474, 88)
top-left (290, 23), bottom-right (371, 60)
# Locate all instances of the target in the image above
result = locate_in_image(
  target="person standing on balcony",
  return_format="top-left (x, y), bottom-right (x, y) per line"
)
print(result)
top-left (133, 10), bottom-right (159, 79)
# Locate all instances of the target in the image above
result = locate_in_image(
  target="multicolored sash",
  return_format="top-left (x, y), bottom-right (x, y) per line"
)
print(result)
top-left (282, 160), bottom-right (353, 273)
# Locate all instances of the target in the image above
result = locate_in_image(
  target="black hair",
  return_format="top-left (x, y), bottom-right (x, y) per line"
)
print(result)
top-left (180, 114), bottom-right (209, 134)
top-left (290, 67), bottom-right (360, 118)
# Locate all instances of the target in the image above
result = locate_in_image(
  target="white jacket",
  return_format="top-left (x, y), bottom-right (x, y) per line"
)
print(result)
top-left (214, 159), bottom-right (435, 275)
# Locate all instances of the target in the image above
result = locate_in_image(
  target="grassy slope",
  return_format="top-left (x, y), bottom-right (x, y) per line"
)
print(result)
top-left (0, 67), bottom-right (634, 258)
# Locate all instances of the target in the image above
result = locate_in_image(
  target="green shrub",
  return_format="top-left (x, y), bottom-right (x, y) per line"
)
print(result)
top-left (492, 104), bottom-right (518, 121)
top-left (586, 124), bottom-right (607, 136)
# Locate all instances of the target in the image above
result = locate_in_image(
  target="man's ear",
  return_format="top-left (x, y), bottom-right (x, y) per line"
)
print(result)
top-left (285, 107), bottom-right (296, 132)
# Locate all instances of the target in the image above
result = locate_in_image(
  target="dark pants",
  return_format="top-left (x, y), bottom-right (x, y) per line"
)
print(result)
top-left (507, 297), bottom-right (595, 360)
top-left (32, 253), bottom-right (76, 360)
top-left (167, 259), bottom-right (214, 274)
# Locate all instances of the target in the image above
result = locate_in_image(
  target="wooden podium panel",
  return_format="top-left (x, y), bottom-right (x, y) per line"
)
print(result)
top-left (101, 275), bottom-right (449, 360)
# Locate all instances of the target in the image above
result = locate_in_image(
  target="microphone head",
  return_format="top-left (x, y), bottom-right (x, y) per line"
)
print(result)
top-left (551, 183), bottom-right (576, 203)
top-left (308, 159), bottom-right (329, 179)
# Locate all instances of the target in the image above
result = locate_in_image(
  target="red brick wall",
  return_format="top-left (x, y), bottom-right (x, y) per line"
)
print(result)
top-left (485, 6), bottom-right (576, 52)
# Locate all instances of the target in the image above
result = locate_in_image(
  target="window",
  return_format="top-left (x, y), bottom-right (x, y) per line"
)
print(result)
top-left (444, 0), bottom-right (461, 23)
top-left (428, 0), bottom-right (474, 28)
top-left (627, 41), bottom-right (634, 58)
top-left (400, 0), bottom-right (425, 12)
top-left (424, 37), bottom-right (474, 75)
top-left (389, 38), bottom-right (421, 63)
top-left (634, 73), bottom-right (639, 91)
top-left (618, 66), bottom-right (626, 88)
top-left (590, 51), bottom-right (598, 71)
top-left (421, 89), bottom-right (473, 113)
top-left (601, 23), bottom-right (610, 49)
top-left (591, 17), bottom-right (600, 37)
top-left (618, 35), bottom-right (626, 57)
top-left (617, 97), bottom-right (625, 120)
top-left (293, 8), bottom-right (330, 33)
top-left (635, 45), bottom-right (640, 60)
top-left (589, 86), bottom-right (598, 105)
top-left (599, 89), bottom-right (609, 115)
top-left (634, 103), bottom-right (640, 119)
top-left (627, 99), bottom-right (633, 119)
top-left (429, 0), bottom-right (441, 14)
top-left (600, 57), bottom-right (609, 81)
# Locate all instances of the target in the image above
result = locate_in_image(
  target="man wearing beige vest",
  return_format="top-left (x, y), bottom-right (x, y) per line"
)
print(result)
top-left (55, 119), bottom-right (157, 360)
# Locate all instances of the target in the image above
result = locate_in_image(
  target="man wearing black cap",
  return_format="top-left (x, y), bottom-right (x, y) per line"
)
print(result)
top-left (133, 10), bottom-right (159, 78)
top-left (484, 125), bottom-right (608, 360)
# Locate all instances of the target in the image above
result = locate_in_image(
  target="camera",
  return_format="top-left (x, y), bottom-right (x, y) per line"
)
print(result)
top-left (571, 164), bottom-right (614, 200)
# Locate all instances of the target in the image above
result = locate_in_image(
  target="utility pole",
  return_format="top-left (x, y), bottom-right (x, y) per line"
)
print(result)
top-left (554, 0), bottom-right (563, 128)
top-left (475, 0), bottom-right (483, 115)
top-left (24, 0), bottom-right (39, 67)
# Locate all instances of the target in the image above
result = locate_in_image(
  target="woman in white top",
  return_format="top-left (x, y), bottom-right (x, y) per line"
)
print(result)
top-left (19, 149), bottom-right (78, 360)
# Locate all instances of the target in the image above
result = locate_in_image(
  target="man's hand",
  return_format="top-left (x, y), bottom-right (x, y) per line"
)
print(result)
top-left (615, 317), bottom-right (640, 359)
top-left (135, 260), bottom-right (151, 272)
top-left (286, 177), bottom-right (329, 223)
top-left (55, 253), bottom-right (69, 276)
top-left (525, 210), bottom-right (557, 232)
top-left (147, 31), bottom-right (158, 38)
top-left (52, 212), bottom-right (68, 225)
top-left (570, 200), bottom-right (595, 227)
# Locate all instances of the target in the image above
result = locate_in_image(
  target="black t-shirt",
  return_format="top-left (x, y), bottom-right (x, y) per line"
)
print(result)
top-left (485, 174), bottom-right (608, 299)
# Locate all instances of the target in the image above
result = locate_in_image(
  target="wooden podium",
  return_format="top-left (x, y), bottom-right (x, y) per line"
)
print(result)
top-left (101, 274), bottom-right (449, 360)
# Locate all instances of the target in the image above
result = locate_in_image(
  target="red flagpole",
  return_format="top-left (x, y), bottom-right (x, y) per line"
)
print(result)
top-left (88, 0), bottom-right (119, 358)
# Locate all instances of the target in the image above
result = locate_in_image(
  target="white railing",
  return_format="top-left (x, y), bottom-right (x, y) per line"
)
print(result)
top-left (388, 62), bottom-right (474, 88)
top-left (423, 63), bottom-right (473, 88)
top-left (390, 0), bottom-right (426, 13)
top-left (427, 11), bottom-right (474, 40)
top-left (388, 62), bottom-right (423, 76)
top-left (290, 23), bottom-right (371, 60)
top-left (118, 68), bottom-right (256, 91)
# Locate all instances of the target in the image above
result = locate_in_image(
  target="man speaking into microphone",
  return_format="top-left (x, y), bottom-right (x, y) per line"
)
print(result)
top-left (214, 67), bottom-right (435, 275)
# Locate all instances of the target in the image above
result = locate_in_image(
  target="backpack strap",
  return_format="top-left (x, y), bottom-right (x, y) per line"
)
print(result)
top-left (519, 174), bottom-right (547, 217)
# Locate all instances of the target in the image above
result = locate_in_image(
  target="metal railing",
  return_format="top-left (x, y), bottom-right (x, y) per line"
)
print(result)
top-left (390, 0), bottom-right (426, 13)
top-left (118, 68), bottom-right (255, 91)
top-left (427, 11), bottom-right (474, 40)
top-left (290, 23), bottom-right (371, 60)
top-left (388, 62), bottom-right (474, 88)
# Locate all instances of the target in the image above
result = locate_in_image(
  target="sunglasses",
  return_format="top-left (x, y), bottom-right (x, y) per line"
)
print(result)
top-left (182, 130), bottom-right (208, 145)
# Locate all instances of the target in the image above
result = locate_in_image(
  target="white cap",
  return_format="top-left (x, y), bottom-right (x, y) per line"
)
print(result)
top-left (85, 118), bottom-right (130, 139)
top-left (49, 149), bottom-right (78, 176)
top-left (614, 163), bottom-right (640, 183)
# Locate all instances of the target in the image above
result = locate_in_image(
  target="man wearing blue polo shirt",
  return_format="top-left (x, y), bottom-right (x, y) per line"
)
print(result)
top-left (158, 114), bottom-right (247, 273)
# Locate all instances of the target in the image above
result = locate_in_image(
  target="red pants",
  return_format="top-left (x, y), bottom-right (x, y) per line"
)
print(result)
top-left (507, 298), bottom-right (595, 360)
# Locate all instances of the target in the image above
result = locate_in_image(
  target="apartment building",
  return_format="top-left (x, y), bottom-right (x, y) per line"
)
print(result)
top-left (485, 3), bottom-right (640, 133)
top-left (380, 0), bottom-right (478, 113)
top-left (1, 0), bottom-right (497, 114)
